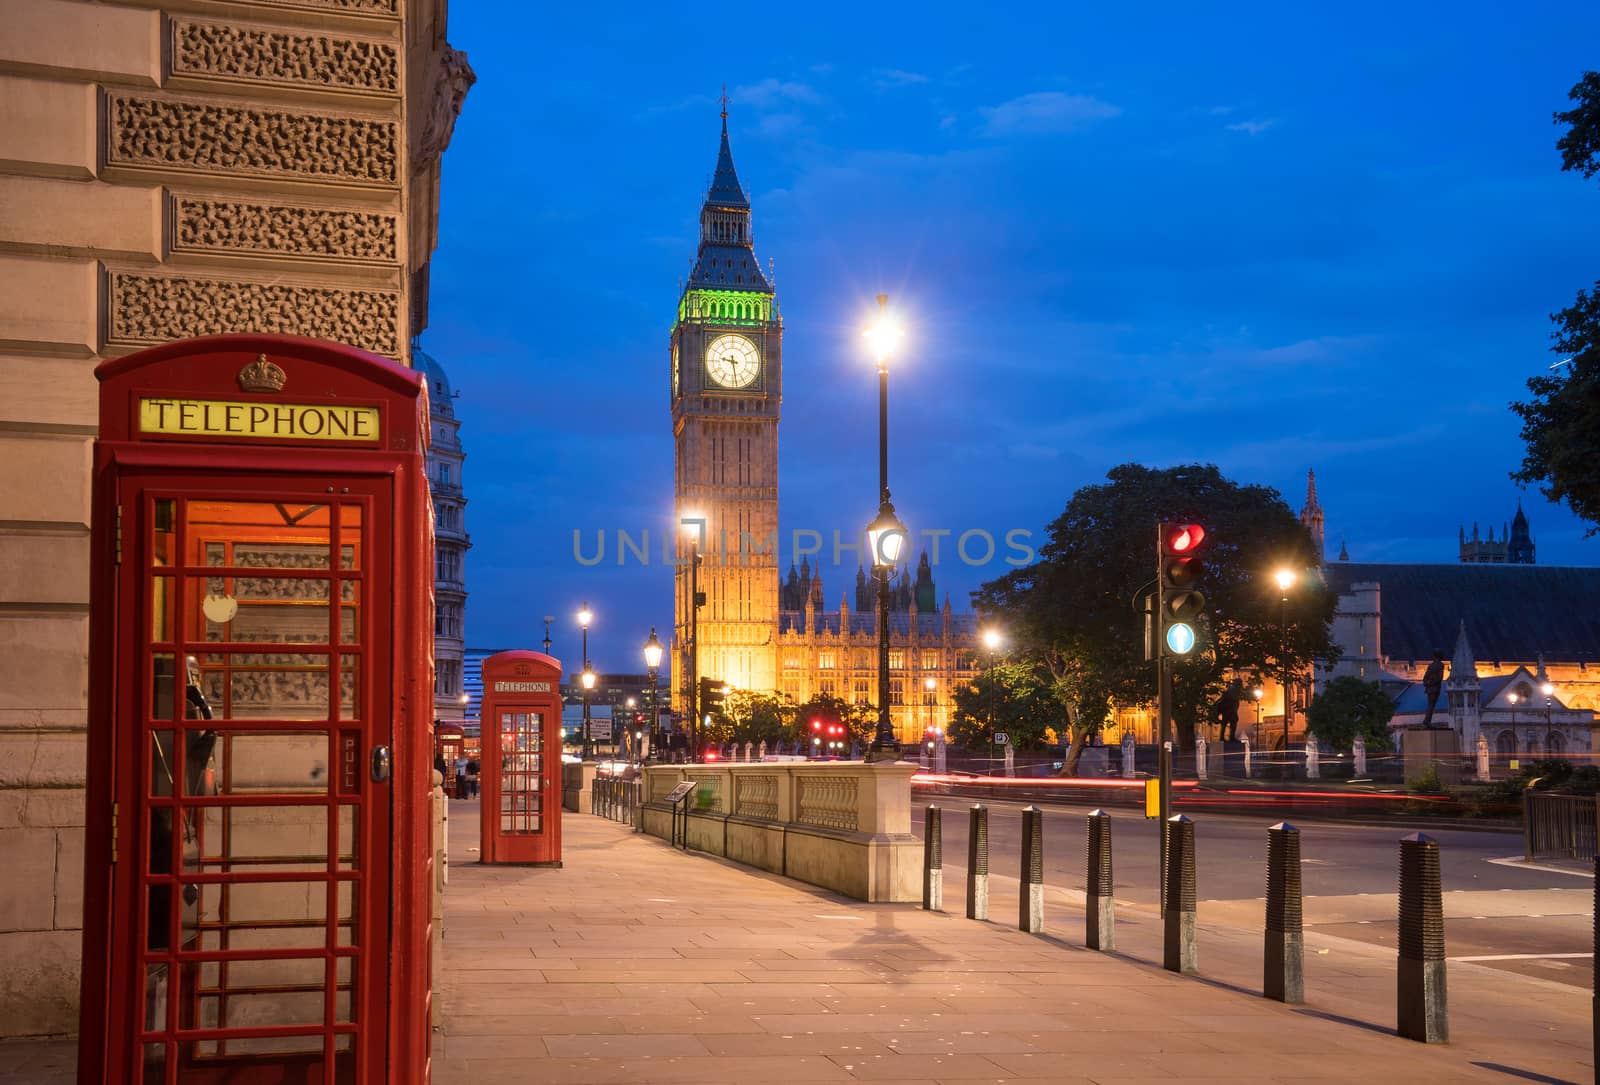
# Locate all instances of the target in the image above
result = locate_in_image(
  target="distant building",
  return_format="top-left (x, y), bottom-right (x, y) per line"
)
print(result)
top-left (1459, 502), bottom-right (1536, 564)
top-left (1388, 621), bottom-right (1592, 760)
top-left (422, 351), bottom-right (471, 725)
top-left (666, 111), bottom-right (982, 743)
top-left (1307, 476), bottom-right (1595, 757)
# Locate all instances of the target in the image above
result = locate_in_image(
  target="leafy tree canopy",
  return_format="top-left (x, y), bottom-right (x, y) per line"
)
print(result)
top-left (948, 660), bottom-right (1068, 752)
top-left (1513, 72), bottom-right (1600, 535)
top-left (975, 463), bottom-right (1337, 750)
top-left (1305, 676), bottom-right (1395, 753)
top-left (1555, 70), bottom-right (1600, 178)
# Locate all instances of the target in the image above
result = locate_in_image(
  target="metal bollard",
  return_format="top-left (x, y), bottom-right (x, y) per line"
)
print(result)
top-left (966, 805), bottom-right (989, 920)
top-left (1397, 832), bottom-right (1447, 1043)
top-left (1085, 809), bottom-right (1115, 951)
top-left (1019, 806), bottom-right (1044, 933)
top-left (923, 806), bottom-right (943, 911)
top-left (1163, 814), bottom-right (1197, 974)
top-left (1264, 822), bottom-right (1303, 1003)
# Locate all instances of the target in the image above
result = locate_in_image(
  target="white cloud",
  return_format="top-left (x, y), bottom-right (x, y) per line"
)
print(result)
top-left (734, 78), bottom-right (822, 108)
top-left (875, 68), bottom-right (930, 88)
top-left (1226, 118), bottom-right (1274, 136)
top-left (980, 91), bottom-right (1121, 136)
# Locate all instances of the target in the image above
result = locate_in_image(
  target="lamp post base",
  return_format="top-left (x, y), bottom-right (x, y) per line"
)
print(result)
top-left (865, 740), bottom-right (902, 764)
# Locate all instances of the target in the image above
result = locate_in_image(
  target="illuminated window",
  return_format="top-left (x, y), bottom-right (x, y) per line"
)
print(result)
top-left (921, 651), bottom-right (939, 670)
top-left (817, 651), bottom-right (836, 670)
top-left (853, 680), bottom-right (870, 704)
top-left (889, 650), bottom-right (905, 670)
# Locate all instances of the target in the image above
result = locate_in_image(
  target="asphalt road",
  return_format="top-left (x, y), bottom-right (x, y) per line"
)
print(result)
top-left (912, 795), bottom-right (1595, 990)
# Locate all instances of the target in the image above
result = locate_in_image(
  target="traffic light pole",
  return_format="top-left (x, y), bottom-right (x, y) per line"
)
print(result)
top-left (1154, 523), bottom-right (1173, 918)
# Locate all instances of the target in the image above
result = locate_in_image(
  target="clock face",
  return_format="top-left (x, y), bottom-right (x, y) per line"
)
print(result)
top-left (705, 334), bottom-right (760, 389)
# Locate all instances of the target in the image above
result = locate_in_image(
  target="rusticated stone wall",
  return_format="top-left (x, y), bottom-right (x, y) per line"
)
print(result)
top-left (108, 93), bottom-right (399, 185)
top-left (172, 20), bottom-right (400, 93)
top-left (0, 0), bottom-right (470, 1037)
top-left (107, 270), bottom-right (403, 356)
top-left (172, 196), bottom-right (398, 263)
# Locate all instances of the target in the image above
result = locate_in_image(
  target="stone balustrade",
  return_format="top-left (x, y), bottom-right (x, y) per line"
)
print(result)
top-left (639, 760), bottom-right (920, 902)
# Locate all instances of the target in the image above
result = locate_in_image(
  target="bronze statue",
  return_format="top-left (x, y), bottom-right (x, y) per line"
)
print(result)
top-left (1420, 651), bottom-right (1445, 728)
top-left (1213, 678), bottom-right (1244, 742)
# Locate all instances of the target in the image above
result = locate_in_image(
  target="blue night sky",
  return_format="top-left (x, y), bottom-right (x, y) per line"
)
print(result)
top-left (422, 1), bottom-right (1600, 671)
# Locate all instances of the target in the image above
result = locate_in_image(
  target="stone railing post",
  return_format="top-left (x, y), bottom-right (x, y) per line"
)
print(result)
top-left (966, 804), bottom-right (989, 920)
top-left (1264, 822), bottom-right (1302, 1003)
top-left (1019, 806), bottom-right (1043, 933)
top-left (1243, 737), bottom-right (1252, 779)
top-left (1195, 735), bottom-right (1208, 780)
top-left (922, 805), bottom-right (942, 911)
top-left (1353, 733), bottom-right (1368, 777)
top-left (1086, 809), bottom-right (1114, 951)
top-left (1397, 832), bottom-right (1447, 1043)
top-left (1163, 814), bottom-right (1196, 974)
top-left (1305, 734), bottom-right (1320, 780)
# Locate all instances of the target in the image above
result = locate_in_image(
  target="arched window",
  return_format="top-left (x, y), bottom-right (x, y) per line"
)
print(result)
top-left (1495, 730), bottom-right (1516, 755)
top-left (1549, 731), bottom-right (1566, 755)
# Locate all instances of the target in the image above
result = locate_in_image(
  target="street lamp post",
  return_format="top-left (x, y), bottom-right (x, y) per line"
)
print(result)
top-left (542, 615), bottom-right (554, 657)
top-left (578, 602), bottom-right (594, 761)
top-left (865, 295), bottom-right (907, 764)
top-left (982, 629), bottom-right (1003, 775)
top-left (643, 628), bottom-right (663, 767)
top-left (1273, 569), bottom-right (1297, 774)
top-left (1508, 692), bottom-right (1519, 755)
top-left (1251, 686), bottom-right (1264, 740)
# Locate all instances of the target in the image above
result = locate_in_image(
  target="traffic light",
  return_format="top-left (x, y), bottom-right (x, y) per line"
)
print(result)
top-left (1157, 522), bottom-right (1206, 657)
top-left (698, 677), bottom-right (726, 712)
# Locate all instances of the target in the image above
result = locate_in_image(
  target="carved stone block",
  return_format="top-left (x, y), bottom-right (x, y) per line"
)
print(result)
top-left (107, 270), bottom-right (400, 358)
top-left (247, 0), bottom-right (397, 15)
top-left (173, 196), bottom-right (397, 263)
top-left (107, 93), bottom-right (396, 186)
top-left (173, 21), bottom-right (398, 95)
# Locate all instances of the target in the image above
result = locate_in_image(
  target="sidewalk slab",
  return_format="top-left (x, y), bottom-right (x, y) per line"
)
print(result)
top-left (436, 804), bottom-right (1591, 1084)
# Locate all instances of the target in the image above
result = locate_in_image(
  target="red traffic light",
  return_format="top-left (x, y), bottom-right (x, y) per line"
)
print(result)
top-left (1165, 523), bottom-right (1205, 553)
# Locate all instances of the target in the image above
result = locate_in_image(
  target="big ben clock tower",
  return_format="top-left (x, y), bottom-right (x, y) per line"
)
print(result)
top-left (672, 108), bottom-right (781, 710)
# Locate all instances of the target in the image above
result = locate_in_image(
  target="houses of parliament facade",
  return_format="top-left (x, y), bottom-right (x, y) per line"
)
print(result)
top-left (669, 112), bottom-right (981, 743)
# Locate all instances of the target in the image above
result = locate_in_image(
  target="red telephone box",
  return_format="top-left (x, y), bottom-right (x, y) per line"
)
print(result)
top-left (478, 652), bottom-right (563, 865)
top-left (434, 723), bottom-right (465, 798)
top-left (80, 335), bottom-right (436, 1083)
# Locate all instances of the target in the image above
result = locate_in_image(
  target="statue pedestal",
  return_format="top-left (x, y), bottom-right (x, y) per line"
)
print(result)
top-left (1402, 729), bottom-right (1460, 786)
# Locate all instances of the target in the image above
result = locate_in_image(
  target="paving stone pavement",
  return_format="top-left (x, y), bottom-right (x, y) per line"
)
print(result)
top-left (3, 800), bottom-right (1588, 1083)
top-left (433, 803), bottom-right (1592, 1084)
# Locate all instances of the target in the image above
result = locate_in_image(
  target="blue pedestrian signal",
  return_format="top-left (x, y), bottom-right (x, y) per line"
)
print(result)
top-left (1165, 622), bottom-right (1197, 655)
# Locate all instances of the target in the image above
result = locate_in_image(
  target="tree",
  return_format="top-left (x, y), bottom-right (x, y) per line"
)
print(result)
top-left (702, 689), bottom-right (792, 748)
top-left (975, 464), bottom-right (1337, 753)
top-left (1555, 71), bottom-right (1600, 178)
top-left (1305, 677), bottom-right (1395, 752)
top-left (791, 694), bottom-right (875, 753)
top-left (1512, 72), bottom-right (1600, 535)
top-left (948, 660), bottom-right (1069, 752)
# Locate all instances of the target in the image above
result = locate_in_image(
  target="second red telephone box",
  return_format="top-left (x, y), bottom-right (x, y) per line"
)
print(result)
top-left (479, 651), bottom-right (563, 865)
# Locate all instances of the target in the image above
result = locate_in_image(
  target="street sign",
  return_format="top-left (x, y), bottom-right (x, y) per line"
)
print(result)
top-left (994, 732), bottom-right (1009, 746)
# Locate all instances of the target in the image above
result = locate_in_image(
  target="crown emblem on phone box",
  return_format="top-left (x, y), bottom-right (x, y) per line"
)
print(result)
top-left (238, 354), bottom-right (287, 393)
